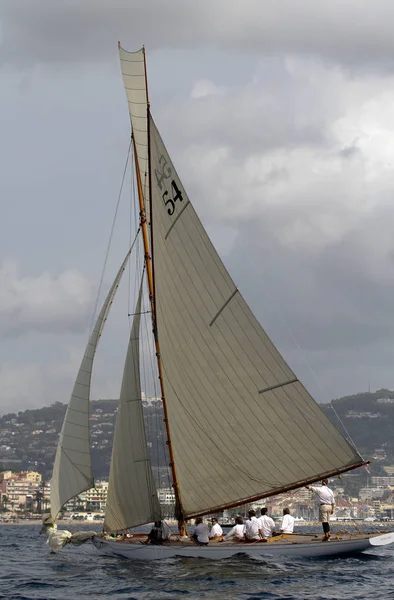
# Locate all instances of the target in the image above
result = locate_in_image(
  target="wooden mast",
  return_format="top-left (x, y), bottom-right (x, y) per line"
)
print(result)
top-left (129, 47), bottom-right (186, 535)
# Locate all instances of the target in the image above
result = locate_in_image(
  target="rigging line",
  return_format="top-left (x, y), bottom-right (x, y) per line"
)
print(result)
top-left (253, 270), bottom-right (361, 455)
top-left (88, 135), bottom-right (133, 337)
top-left (129, 150), bottom-right (141, 336)
top-left (138, 277), bottom-right (171, 496)
top-left (138, 276), bottom-right (153, 440)
top-left (148, 330), bottom-right (172, 504)
top-left (142, 291), bottom-right (164, 490)
top-left (127, 139), bottom-right (135, 325)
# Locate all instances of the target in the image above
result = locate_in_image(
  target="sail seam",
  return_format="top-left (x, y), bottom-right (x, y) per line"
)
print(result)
top-left (62, 421), bottom-right (88, 429)
top-left (121, 58), bottom-right (144, 63)
top-left (60, 431), bottom-right (89, 440)
top-left (125, 86), bottom-right (146, 92)
top-left (129, 111), bottom-right (147, 119)
top-left (60, 450), bottom-right (93, 476)
top-left (209, 289), bottom-right (238, 327)
top-left (164, 201), bottom-right (190, 239)
top-left (258, 378), bottom-right (298, 395)
top-left (66, 407), bottom-right (89, 414)
top-left (68, 395), bottom-right (92, 403)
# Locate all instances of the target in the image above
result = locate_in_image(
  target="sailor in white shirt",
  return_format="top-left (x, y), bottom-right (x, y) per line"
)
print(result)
top-left (306, 478), bottom-right (335, 541)
top-left (223, 516), bottom-right (245, 541)
top-left (192, 517), bottom-right (209, 545)
top-left (243, 509), bottom-right (261, 540)
top-left (280, 508), bottom-right (295, 534)
top-left (209, 518), bottom-right (223, 539)
top-left (257, 507), bottom-right (276, 538)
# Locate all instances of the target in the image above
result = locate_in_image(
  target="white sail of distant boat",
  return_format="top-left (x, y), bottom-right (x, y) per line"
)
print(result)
top-left (44, 44), bottom-right (394, 559)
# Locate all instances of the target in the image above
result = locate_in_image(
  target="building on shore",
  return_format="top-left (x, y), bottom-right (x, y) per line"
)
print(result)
top-left (0, 470), bottom-right (49, 512)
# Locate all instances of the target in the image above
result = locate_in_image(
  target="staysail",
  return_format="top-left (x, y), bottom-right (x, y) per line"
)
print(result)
top-left (104, 273), bottom-right (161, 532)
top-left (50, 249), bottom-right (132, 520)
top-left (148, 114), bottom-right (364, 517)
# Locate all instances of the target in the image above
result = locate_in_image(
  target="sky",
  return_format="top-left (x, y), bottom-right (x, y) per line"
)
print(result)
top-left (2, 0), bottom-right (394, 415)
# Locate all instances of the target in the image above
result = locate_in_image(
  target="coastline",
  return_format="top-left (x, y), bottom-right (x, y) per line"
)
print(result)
top-left (1, 518), bottom-right (394, 527)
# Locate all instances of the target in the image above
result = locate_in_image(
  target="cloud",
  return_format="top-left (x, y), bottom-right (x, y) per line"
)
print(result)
top-left (148, 57), bottom-right (394, 400)
top-left (0, 345), bottom-right (87, 414)
top-left (190, 79), bottom-right (226, 99)
top-left (2, 0), bottom-right (394, 70)
top-left (0, 363), bottom-right (44, 414)
top-left (0, 260), bottom-right (94, 338)
top-left (3, 2), bottom-right (394, 414)
top-left (163, 59), bottom-right (394, 227)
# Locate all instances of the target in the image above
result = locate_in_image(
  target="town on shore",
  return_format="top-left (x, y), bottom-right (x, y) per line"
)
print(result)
top-left (2, 467), bottom-right (394, 526)
top-left (2, 388), bottom-right (394, 525)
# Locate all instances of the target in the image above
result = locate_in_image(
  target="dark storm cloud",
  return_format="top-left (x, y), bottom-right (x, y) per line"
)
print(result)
top-left (161, 57), bottom-right (330, 157)
top-left (220, 196), bottom-right (394, 399)
top-left (0, 261), bottom-right (95, 338)
top-left (2, 0), bottom-right (394, 71)
top-left (2, 0), bottom-right (394, 411)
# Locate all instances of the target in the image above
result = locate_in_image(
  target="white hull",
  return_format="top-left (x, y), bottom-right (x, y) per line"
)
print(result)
top-left (92, 532), bottom-right (394, 560)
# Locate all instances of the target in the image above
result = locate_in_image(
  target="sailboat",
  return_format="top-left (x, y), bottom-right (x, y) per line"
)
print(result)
top-left (43, 44), bottom-right (394, 560)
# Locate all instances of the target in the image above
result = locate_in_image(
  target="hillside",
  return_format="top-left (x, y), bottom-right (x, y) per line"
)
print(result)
top-left (1, 389), bottom-right (393, 480)
top-left (0, 399), bottom-right (168, 480)
top-left (321, 388), bottom-right (394, 460)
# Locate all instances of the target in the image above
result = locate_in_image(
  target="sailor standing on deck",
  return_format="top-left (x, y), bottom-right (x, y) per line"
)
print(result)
top-left (306, 479), bottom-right (335, 541)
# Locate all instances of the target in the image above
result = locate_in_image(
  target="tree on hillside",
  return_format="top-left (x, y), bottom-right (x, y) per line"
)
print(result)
top-left (1, 495), bottom-right (8, 511)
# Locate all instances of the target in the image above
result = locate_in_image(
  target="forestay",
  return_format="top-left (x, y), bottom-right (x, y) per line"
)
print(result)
top-left (104, 275), bottom-right (161, 531)
top-left (149, 114), bottom-right (363, 517)
top-left (50, 250), bottom-right (132, 520)
top-left (118, 45), bottom-right (150, 218)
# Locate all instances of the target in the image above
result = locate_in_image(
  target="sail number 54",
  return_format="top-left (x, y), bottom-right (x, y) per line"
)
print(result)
top-left (162, 182), bottom-right (183, 215)
top-left (155, 155), bottom-right (183, 216)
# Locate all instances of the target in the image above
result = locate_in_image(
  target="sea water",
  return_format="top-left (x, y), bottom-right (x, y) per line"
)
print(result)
top-left (1, 524), bottom-right (394, 600)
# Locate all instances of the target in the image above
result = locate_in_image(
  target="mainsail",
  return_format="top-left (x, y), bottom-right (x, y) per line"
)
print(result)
top-left (50, 249), bottom-right (132, 520)
top-left (104, 274), bottom-right (161, 531)
top-left (148, 114), bottom-right (364, 518)
top-left (117, 45), bottom-right (366, 522)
